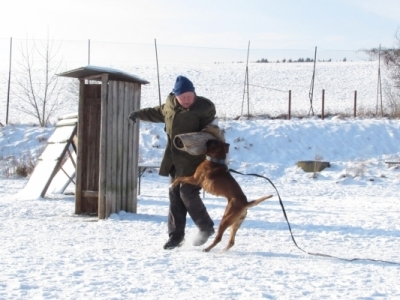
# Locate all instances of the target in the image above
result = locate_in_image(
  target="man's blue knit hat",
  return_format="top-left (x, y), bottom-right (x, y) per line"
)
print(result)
top-left (173, 75), bottom-right (195, 96)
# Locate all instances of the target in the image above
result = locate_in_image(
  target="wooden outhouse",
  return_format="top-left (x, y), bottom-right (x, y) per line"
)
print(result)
top-left (58, 66), bottom-right (149, 219)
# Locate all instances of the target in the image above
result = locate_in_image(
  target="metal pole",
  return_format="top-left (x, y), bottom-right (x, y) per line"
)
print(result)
top-left (321, 89), bottom-right (325, 120)
top-left (154, 39), bottom-right (162, 106)
top-left (308, 46), bottom-right (317, 116)
top-left (6, 37), bottom-right (12, 124)
top-left (241, 41), bottom-right (250, 118)
top-left (246, 41), bottom-right (250, 117)
top-left (378, 44), bottom-right (383, 117)
top-left (88, 39), bottom-right (90, 65)
top-left (354, 90), bottom-right (357, 118)
top-left (376, 44), bottom-right (383, 116)
top-left (288, 90), bottom-right (291, 120)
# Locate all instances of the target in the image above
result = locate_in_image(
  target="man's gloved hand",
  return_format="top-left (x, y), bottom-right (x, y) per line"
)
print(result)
top-left (129, 111), bottom-right (139, 123)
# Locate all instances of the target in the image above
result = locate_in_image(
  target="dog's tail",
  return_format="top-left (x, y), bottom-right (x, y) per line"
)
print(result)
top-left (246, 195), bottom-right (273, 208)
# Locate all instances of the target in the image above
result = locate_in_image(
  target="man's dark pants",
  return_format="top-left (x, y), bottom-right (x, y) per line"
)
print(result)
top-left (168, 168), bottom-right (214, 237)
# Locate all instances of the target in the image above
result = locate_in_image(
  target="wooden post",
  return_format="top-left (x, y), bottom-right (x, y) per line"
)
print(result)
top-left (354, 90), bottom-right (357, 118)
top-left (121, 83), bottom-right (129, 212)
top-left (106, 81), bottom-right (115, 218)
top-left (98, 74), bottom-right (109, 219)
top-left (131, 85), bottom-right (141, 212)
top-left (321, 89), bottom-right (325, 120)
top-left (116, 81), bottom-right (125, 213)
top-left (75, 79), bottom-right (85, 214)
top-left (288, 90), bottom-right (291, 120)
top-left (111, 81), bottom-right (119, 214)
top-left (127, 84), bottom-right (135, 213)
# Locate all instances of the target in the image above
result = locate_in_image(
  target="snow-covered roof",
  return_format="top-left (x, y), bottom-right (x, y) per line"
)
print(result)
top-left (57, 65), bottom-right (149, 84)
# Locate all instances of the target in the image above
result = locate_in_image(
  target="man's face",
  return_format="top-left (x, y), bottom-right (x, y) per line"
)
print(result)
top-left (176, 92), bottom-right (195, 108)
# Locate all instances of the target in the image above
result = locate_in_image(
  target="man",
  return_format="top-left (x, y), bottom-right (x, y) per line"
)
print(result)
top-left (129, 75), bottom-right (216, 250)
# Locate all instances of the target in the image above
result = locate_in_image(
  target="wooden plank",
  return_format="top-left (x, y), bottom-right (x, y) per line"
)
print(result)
top-left (98, 74), bottom-right (109, 219)
top-left (19, 161), bottom-right (58, 199)
top-left (59, 166), bottom-right (75, 183)
top-left (58, 112), bottom-right (78, 121)
top-left (39, 140), bottom-right (72, 197)
top-left (46, 150), bottom-right (76, 194)
top-left (121, 82), bottom-right (129, 212)
top-left (116, 81), bottom-right (125, 213)
top-left (47, 124), bottom-right (77, 144)
top-left (129, 83), bottom-right (136, 206)
top-left (82, 190), bottom-right (99, 198)
top-left (67, 148), bottom-right (76, 168)
top-left (55, 118), bottom-right (79, 127)
top-left (126, 83), bottom-right (134, 213)
top-left (82, 74), bottom-right (106, 81)
top-left (131, 83), bottom-right (141, 213)
top-left (72, 135), bottom-right (78, 153)
top-left (106, 81), bottom-right (115, 218)
top-left (39, 143), bottom-right (69, 160)
top-left (111, 80), bottom-right (119, 214)
top-left (75, 79), bottom-right (85, 214)
top-left (126, 83), bottom-right (135, 210)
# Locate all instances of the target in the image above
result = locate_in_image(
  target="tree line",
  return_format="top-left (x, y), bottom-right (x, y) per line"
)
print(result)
top-left (256, 58), bottom-right (347, 63)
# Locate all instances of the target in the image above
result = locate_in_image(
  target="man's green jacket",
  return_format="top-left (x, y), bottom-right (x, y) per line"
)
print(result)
top-left (137, 93), bottom-right (216, 177)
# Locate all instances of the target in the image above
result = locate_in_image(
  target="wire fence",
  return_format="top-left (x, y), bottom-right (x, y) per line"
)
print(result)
top-left (0, 37), bottom-right (389, 125)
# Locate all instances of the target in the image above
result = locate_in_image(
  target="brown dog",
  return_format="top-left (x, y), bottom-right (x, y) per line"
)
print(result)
top-left (171, 139), bottom-right (273, 252)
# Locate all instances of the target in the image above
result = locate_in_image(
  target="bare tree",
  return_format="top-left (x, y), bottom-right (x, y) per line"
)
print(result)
top-left (384, 79), bottom-right (400, 117)
top-left (364, 30), bottom-right (400, 117)
top-left (13, 36), bottom-right (68, 126)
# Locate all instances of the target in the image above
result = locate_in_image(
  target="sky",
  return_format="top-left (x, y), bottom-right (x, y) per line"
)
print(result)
top-left (1, 0), bottom-right (400, 53)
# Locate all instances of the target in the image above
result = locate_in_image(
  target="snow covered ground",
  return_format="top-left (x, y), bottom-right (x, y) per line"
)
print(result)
top-left (1, 117), bottom-right (400, 299)
top-left (0, 61), bottom-right (399, 299)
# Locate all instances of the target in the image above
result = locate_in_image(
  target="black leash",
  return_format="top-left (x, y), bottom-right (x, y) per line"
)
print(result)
top-left (229, 168), bottom-right (400, 265)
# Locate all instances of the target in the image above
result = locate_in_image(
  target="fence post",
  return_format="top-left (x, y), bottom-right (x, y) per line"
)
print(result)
top-left (321, 89), bottom-right (325, 120)
top-left (354, 90), bottom-right (357, 118)
top-left (288, 90), bottom-right (291, 120)
top-left (6, 37), bottom-right (12, 125)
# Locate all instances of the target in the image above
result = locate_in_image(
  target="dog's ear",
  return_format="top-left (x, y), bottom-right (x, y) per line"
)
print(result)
top-left (224, 143), bottom-right (230, 153)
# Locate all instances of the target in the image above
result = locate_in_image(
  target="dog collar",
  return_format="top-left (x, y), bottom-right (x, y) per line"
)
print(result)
top-left (206, 156), bottom-right (226, 165)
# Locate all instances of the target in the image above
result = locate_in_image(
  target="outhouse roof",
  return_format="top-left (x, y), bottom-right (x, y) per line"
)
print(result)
top-left (57, 65), bottom-right (149, 84)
